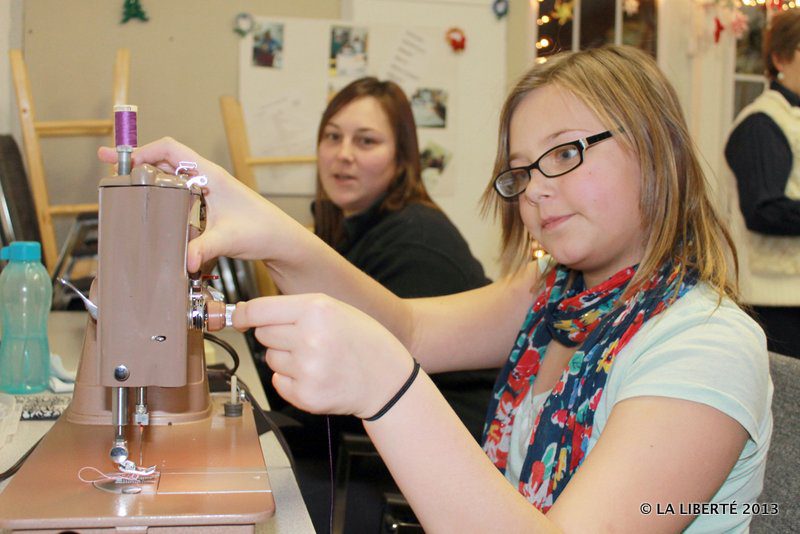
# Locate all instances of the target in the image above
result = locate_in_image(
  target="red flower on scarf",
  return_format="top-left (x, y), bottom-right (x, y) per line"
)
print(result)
top-left (531, 461), bottom-right (545, 484)
top-left (551, 409), bottom-right (569, 428)
top-left (589, 387), bottom-right (604, 411)
top-left (570, 424), bottom-right (588, 470)
top-left (513, 349), bottom-right (542, 380)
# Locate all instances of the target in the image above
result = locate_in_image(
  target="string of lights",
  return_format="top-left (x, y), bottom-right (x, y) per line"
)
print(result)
top-left (531, 0), bottom-right (797, 59)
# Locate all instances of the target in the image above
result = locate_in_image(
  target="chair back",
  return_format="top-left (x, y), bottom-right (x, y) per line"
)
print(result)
top-left (751, 352), bottom-right (800, 533)
top-left (0, 135), bottom-right (40, 245)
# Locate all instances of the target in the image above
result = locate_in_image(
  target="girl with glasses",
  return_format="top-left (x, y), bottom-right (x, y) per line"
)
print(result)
top-left (101, 45), bottom-right (771, 532)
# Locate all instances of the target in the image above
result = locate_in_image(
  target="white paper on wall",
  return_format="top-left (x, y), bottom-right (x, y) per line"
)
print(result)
top-left (239, 17), bottom-right (456, 196)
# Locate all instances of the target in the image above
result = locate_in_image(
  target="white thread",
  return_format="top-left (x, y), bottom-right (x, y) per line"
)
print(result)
top-left (78, 464), bottom-right (159, 484)
top-left (175, 161), bottom-right (198, 175)
top-left (185, 175), bottom-right (208, 188)
top-left (78, 466), bottom-right (137, 483)
top-left (174, 160), bottom-right (207, 188)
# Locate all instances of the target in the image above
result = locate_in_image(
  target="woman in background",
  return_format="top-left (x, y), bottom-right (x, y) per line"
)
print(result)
top-left (295, 77), bottom-right (495, 531)
top-left (306, 77), bottom-right (495, 443)
top-left (314, 77), bottom-right (489, 300)
top-left (725, 9), bottom-right (800, 358)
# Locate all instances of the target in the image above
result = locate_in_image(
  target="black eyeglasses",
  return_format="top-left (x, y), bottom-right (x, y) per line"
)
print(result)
top-left (493, 130), bottom-right (614, 199)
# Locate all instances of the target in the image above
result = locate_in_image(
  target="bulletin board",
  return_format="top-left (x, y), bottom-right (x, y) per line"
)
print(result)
top-left (239, 17), bottom-right (458, 196)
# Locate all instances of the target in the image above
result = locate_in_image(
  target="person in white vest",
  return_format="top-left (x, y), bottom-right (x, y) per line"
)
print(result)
top-left (724, 10), bottom-right (800, 359)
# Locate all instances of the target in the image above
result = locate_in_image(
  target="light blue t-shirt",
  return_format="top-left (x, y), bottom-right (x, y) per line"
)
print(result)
top-left (505, 284), bottom-right (773, 533)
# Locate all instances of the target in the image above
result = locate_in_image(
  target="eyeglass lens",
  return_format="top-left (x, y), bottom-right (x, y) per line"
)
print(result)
top-left (495, 143), bottom-right (583, 197)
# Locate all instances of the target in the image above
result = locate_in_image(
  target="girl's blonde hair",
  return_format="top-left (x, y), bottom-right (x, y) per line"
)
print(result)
top-left (481, 45), bottom-right (739, 301)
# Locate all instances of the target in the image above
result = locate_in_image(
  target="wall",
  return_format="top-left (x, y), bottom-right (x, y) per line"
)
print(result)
top-left (0, 0), bottom-right (22, 136)
top-left (0, 0), bottom-right (10, 135)
top-left (658, 0), bottom-right (736, 203)
top-left (506, 0), bottom-right (537, 86)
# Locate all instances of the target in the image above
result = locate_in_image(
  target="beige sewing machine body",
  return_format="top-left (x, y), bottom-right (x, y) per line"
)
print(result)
top-left (0, 163), bottom-right (275, 532)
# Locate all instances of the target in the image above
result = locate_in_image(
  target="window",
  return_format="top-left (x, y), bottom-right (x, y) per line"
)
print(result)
top-left (733, 6), bottom-right (768, 117)
top-left (731, 4), bottom-right (800, 117)
top-left (534, 0), bottom-right (658, 59)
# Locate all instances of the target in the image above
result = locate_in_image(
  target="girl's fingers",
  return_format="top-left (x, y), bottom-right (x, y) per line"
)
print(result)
top-left (233, 295), bottom-right (313, 330)
top-left (252, 324), bottom-right (297, 351)
top-left (130, 137), bottom-right (200, 170)
top-left (98, 141), bottom-right (199, 177)
top-left (97, 146), bottom-right (118, 163)
top-left (263, 348), bottom-right (293, 376)
top-left (186, 239), bottom-right (206, 274)
top-left (271, 372), bottom-right (297, 404)
top-left (99, 137), bottom-right (206, 175)
top-left (155, 162), bottom-right (176, 174)
top-left (186, 232), bottom-right (224, 274)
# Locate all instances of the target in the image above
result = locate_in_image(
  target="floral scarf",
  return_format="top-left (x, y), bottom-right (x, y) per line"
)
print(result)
top-left (482, 262), bottom-right (696, 511)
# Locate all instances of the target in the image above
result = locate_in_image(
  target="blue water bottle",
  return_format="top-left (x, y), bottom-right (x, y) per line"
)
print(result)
top-left (0, 242), bottom-right (51, 393)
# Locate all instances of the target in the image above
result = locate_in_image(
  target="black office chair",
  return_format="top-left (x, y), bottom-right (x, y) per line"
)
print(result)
top-left (333, 432), bottom-right (422, 533)
top-left (0, 135), bottom-right (41, 245)
top-left (0, 134), bottom-right (97, 307)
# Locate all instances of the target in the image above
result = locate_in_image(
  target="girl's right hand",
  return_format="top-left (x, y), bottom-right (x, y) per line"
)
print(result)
top-left (234, 293), bottom-right (416, 419)
top-left (98, 137), bottom-right (304, 272)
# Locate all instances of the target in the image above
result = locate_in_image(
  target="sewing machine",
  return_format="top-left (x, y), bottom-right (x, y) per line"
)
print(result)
top-left (0, 150), bottom-right (275, 531)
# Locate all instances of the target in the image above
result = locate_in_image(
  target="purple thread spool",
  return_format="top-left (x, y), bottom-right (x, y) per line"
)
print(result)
top-left (114, 104), bottom-right (138, 147)
top-left (114, 105), bottom-right (137, 175)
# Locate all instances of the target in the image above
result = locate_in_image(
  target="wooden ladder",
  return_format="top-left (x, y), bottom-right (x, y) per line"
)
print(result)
top-left (219, 95), bottom-right (317, 297)
top-left (9, 48), bottom-right (130, 273)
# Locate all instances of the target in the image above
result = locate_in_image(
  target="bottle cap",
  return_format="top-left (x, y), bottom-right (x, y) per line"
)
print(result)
top-left (0, 241), bottom-right (42, 262)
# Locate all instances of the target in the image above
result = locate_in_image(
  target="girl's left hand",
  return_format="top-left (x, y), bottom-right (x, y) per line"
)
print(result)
top-left (233, 293), bottom-right (416, 419)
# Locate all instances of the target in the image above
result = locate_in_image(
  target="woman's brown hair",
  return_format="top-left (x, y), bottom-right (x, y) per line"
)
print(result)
top-left (481, 45), bottom-right (739, 302)
top-left (314, 77), bottom-right (435, 246)
top-left (764, 10), bottom-right (800, 80)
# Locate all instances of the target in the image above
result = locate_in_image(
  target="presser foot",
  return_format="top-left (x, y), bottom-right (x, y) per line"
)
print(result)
top-left (93, 461), bottom-right (159, 495)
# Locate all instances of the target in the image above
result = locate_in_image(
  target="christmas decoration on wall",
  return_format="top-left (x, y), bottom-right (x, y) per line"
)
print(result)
top-left (687, 0), bottom-right (799, 48)
top-left (624, 0), bottom-right (641, 16)
top-left (492, 0), bottom-right (509, 20)
top-left (121, 0), bottom-right (148, 24)
top-left (714, 15), bottom-right (726, 42)
top-left (446, 27), bottom-right (467, 52)
top-left (552, 0), bottom-right (575, 25)
top-left (234, 13), bottom-right (255, 37)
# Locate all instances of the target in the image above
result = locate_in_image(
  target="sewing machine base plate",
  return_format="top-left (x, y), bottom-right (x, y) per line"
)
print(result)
top-left (0, 397), bottom-right (274, 531)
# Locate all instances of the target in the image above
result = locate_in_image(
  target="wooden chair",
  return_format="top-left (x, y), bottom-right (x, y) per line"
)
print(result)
top-left (218, 95), bottom-right (317, 297)
top-left (9, 48), bottom-right (130, 274)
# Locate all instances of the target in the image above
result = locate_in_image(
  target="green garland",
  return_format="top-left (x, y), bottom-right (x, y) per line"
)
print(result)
top-left (121, 0), bottom-right (148, 24)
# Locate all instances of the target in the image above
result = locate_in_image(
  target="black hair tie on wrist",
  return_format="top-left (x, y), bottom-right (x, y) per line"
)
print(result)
top-left (363, 358), bottom-right (421, 422)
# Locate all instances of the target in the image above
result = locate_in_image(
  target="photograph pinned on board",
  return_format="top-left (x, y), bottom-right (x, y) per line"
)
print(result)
top-left (330, 26), bottom-right (368, 77)
top-left (411, 88), bottom-right (447, 128)
top-left (420, 141), bottom-right (452, 190)
top-left (252, 22), bottom-right (284, 68)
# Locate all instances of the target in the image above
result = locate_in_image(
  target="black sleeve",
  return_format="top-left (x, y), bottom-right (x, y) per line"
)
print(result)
top-left (724, 113), bottom-right (800, 236)
top-left (359, 241), bottom-right (486, 298)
